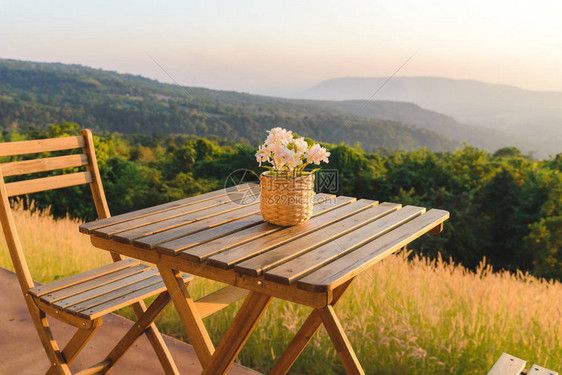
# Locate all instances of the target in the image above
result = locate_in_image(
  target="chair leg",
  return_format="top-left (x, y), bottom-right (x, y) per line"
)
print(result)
top-left (131, 300), bottom-right (179, 374)
top-left (97, 291), bottom-right (174, 373)
top-left (24, 295), bottom-right (72, 375)
top-left (62, 319), bottom-right (103, 364)
top-left (318, 305), bottom-right (365, 375)
top-left (270, 278), bottom-right (355, 375)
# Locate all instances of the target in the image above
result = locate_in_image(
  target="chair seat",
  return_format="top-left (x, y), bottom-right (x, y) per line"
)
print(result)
top-left (28, 259), bottom-right (192, 320)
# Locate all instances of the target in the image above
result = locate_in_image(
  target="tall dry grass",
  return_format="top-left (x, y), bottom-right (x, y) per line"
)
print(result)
top-left (0, 206), bottom-right (560, 374)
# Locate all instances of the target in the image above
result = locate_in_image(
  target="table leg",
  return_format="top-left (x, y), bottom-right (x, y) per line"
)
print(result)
top-left (202, 291), bottom-right (272, 375)
top-left (269, 279), bottom-right (354, 375)
top-left (157, 266), bottom-right (215, 368)
top-left (319, 305), bottom-right (365, 375)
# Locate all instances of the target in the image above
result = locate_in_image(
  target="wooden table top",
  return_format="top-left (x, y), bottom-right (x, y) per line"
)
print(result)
top-left (81, 183), bottom-right (448, 296)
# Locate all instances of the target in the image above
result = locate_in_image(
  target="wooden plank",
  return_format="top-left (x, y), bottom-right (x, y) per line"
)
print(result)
top-left (297, 209), bottom-right (450, 292)
top-left (155, 193), bottom-right (337, 256)
top-left (68, 273), bottom-right (164, 314)
top-left (53, 268), bottom-right (160, 309)
top-left (131, 202), bottom-right (261, 249)
top-left (92, 186), bottom-right (260, 239)
top-left (29, 258), bottom-right (138, 297)
top-left (175, 194), bottom-right (341, 262)
top-left (42, 264), bottom-right (152, 303)
top-left (194, 285), bottom-right (249, 319)
top-left (82, 279), bottom-right (169, 320)
top-left (94, 234), bottom-right (331, 309)
top-left (158, 266), bottom-right (215, 367)
top-left (527, 364), bottom-right (558, 375)
top-left (0, 154), bottom-right (89, 177)
top-left (264, 205), bottom-right (422, 284)
top-left (97, 291), bottom-right (172, 373)
top-left (201, 291), bottom-right (272, 375)
top-left (79, 183), bottom-right (257, 234)
top-left (73, 273), bottom-right (189, 319)
top-left (319, 305), bottom-right (365, 375)
top-left (231, 202), bottom-right (399, 275)
top-left (487, 353), bottom-right (527, 375)
top-left (269, 278), bottom-right (354, 375)
top-left (0, 135), bottom-right (85, 157)
top-left (5, 171), bottom-right (92, 196)
top-left (211, 199), bottom-right (382, 270)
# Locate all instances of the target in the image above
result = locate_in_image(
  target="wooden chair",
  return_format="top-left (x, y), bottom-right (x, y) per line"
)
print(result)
top-left (0, 129), bottom-right (190, 374)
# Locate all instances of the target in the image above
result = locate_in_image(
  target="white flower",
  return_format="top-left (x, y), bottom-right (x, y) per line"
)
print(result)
top-left (255, 145), bottom-right (270, 166)
top-left (293, 137), bottom-right (308, 155)
top-left (283, 149), bottom-right (302, 171)
top-left (305, 143), bottom-right (330, 165)
top-left (265, 127), bottom-right (293, 146)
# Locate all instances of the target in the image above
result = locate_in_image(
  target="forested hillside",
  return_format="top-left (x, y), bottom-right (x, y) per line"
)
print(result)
top-left (0, 59), bottom-right (459, 151)
top-left (1, 123), bottom-right (560, 280)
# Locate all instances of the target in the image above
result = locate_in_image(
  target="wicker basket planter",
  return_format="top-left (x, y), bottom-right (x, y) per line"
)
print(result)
top-left (260, 172), bottom-right (315, 226)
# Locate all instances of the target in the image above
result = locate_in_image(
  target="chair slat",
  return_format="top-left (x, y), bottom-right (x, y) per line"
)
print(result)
top-left (78, 274), bottom-right (191, 319)
top-left (53, 268), bottom-right (160, 309)
top-left (42, 263), bottom-right (152, 303)
top-left (297, 209), bottom-right (450, 292)
top-left (5, 171), bottom-right (93, 197)
top-left (0, 154), bottom-right (89, 177)
top-left (209, 199), bottom-right (379, 270)
top-left (30, 258), bottom-right (138, 297)
top-left (233, 202), bottom-right (400, 276)
top-left (0, 135), bottom-right (85, 157)
top-left (69, 274), bottom-right (164, 313)
top-left (79, 183), bottom-right (257, 234)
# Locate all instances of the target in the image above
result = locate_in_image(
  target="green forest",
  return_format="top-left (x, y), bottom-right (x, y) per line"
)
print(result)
top-left (1, 122), bottom-right (560, 281)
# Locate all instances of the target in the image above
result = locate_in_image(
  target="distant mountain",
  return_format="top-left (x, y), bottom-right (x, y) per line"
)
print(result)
top-left (0, 59), bottom-right (459, 152)
top-left (301, 77), bottom-right (562, 157)
top-left (306, 99), bottom-right (528, 153)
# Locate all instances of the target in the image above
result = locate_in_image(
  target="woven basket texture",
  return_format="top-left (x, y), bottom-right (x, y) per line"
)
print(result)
top-left (260, 173), bottom-right (315, 226)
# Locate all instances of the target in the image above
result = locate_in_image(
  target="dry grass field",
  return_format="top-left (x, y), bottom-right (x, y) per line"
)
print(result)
top-left (1, 206), bottom-right (560, 374)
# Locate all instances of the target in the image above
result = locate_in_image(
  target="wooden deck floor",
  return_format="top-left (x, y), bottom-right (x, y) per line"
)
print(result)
top-left (0, 267), bottom-right (260, 374)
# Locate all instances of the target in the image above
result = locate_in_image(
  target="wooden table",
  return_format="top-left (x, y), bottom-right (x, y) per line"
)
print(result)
top-left (80, 183), bottom-right (449, 374)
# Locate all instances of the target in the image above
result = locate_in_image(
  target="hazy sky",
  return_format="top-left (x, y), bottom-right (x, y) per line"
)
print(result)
top-left (1, 0), bottom-right (561, 95)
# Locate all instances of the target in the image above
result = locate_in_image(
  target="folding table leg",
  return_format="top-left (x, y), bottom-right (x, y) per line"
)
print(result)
top-left (202, 291), bottom-right (272, 375)
top-left (157, 266), bottom-right (215, 367)
top-left (269, 279), bottom-right (354, 375)
top-left (319, 305), bottom-right (365, 375)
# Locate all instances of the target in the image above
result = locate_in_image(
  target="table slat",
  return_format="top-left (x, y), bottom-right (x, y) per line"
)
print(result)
top-left (209, 199), bottom-right (379, 270)
top-left (297, 209), bottom-right (449, 292)
top-left (79, 183), bottom-right (257, 234)
top-left (132, 202), bottom-right (261, 249)
top-left (234, 202), bottom-right (401, 277)
top-left (93, 186), bottom-right (260, 239)
top-left (156, 193), bottom-right (338, 256)
top-left (264, 205), bottom-right (423, 284)
top-left (176, 194), bottom-right (344, 262)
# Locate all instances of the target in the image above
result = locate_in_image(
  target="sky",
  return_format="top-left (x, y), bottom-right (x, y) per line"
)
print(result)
top-left (1, 0), bottom-right (562, 95)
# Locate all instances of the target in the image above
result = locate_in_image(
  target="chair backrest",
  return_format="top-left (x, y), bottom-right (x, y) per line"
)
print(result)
top-left (0, 129), bottom-right (112, 295)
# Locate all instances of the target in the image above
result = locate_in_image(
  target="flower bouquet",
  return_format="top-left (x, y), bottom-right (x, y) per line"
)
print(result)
top-left (255, 127), bottom-right (330, 226)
